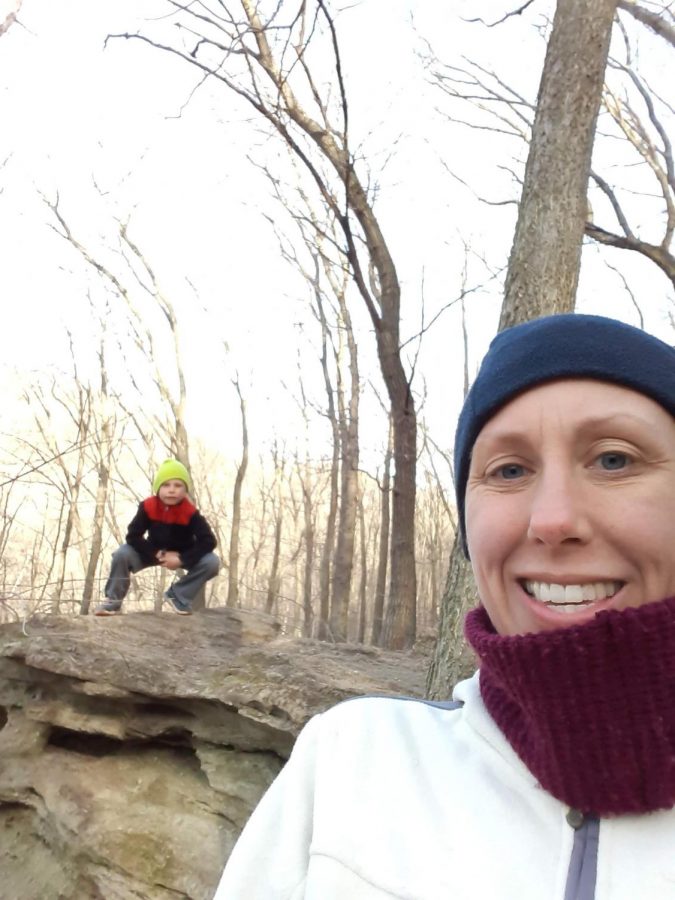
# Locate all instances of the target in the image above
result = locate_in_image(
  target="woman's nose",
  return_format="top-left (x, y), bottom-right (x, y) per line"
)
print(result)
top-left (526, 469), bottom-right (592, 546)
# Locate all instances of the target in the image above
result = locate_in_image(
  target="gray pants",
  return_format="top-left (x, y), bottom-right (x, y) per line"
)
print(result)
top-left (104, 544), bottom-right (220, 608)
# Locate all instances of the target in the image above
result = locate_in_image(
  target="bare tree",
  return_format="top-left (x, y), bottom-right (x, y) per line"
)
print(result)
top-left (327, 265), bottom-right (360, 642)
top-left (501, 0), bottom-right (620, 327)
top-left (23, 360), bottom-right (93, 613)
top-left (371, 415), bottom-right (392, 647)
top-left (117, 0), bottom-right (418, 649)
top-left (314, 293), bottom-right (340, 639)
top-left (226, 378), bottom-right (249, 608)
top-left (617, 0), bottom-right (675, 47)
top-left (356, 491), bottom-right (368, 644)
top-left (587, 49), bottom-right (675, 287)
top-left (80, 323), bottom-right (117, 615)
top-left (428, 0), bottom-right (619, 698)
top-left (45, 196), bottom-right (192, 469)
top-left (263, 177), bottom-right (360, 642)
top-left (264, 446), bottom-right (286, 616)
top-left (430, 3), bottom-right (675, 289)
top-left (0, 0), bottom-right (22, 37)
top-left (297, 454), bottom-right (316, 638)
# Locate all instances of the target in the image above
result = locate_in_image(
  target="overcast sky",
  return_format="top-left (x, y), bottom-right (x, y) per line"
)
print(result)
top-left (0, 1), bottom-right (671, 472)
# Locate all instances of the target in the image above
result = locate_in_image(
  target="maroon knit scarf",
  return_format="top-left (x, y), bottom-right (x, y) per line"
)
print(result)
top-left (464, 598), bottom-right (675, 816)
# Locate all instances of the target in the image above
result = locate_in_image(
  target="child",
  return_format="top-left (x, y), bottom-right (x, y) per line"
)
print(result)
top-left (94, 459), bottom-right (220, 616)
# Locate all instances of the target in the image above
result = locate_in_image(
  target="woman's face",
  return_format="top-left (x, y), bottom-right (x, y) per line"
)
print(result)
top-left (465, 379), bottom-right (675, 635)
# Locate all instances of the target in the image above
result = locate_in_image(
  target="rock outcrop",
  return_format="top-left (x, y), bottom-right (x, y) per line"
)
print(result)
top-left (0, 609), bottom-right (429, 899)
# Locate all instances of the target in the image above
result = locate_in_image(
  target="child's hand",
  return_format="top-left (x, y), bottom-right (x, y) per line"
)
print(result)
top-left (159, 551), bottom-right (182, 571)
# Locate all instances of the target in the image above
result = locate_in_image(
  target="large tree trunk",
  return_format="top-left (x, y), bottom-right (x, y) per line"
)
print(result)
top-left (425, 533), bottom-right (477, 696)
top-left (501, 0), bottom-right (619, 329)
top-left (427, 0), bottom-right (619, 699)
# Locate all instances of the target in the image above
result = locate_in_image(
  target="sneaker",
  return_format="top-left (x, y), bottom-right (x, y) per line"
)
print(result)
top-left (165, 591), bottom-right (192, 616)
top-left (94, 600), bottom-right (122, 617)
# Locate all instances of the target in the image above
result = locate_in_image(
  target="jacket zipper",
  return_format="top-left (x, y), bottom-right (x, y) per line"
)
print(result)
top-left (563, 809), bottom-right (600, 900)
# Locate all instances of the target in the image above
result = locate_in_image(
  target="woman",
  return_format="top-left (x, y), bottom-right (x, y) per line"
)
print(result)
top-left (215, 314), bottom-right (675, 899)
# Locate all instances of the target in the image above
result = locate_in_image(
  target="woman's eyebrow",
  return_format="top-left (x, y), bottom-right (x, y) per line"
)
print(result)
top-left (474, 411), bottom-right (656, 450)
top-left (574, 412), bottom-right (656, 429)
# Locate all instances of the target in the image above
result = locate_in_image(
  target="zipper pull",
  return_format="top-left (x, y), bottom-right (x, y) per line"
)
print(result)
top-left (566, 808), bottom-right (585, 829)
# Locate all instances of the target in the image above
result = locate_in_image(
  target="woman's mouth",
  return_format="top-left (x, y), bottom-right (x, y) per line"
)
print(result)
top-left (521, 580), bottom-right (623, 614)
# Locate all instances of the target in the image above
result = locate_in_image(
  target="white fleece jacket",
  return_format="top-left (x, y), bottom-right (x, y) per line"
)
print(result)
top-left (214, 673), bottom-right (675, 899)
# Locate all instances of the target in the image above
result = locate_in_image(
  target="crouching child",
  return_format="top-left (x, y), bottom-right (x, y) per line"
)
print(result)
top-left (95, 459), bottom-right (219, 616)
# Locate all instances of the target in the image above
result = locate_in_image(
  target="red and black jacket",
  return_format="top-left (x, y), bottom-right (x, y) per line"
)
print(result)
top-left (126, 496), bottom-right (217, 569)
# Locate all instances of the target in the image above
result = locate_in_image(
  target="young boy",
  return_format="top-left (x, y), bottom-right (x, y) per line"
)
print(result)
top-left (94, 459), bottom-right (220, 616)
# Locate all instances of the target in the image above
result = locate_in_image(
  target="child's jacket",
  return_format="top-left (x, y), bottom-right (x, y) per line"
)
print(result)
top-left (126, 496), bottom-right (217, 569)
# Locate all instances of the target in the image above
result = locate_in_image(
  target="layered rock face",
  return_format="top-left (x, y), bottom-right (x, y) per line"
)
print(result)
top-left (0, 609), bottom-right (428, 899)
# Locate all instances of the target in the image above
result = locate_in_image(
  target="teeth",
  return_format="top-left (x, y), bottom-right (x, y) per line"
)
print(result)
top-left (524, 581), bottom-right (621, 605)
top-left (565, 585), bottom-right (584, 603)
top-left (582, 583), bottom-right (597, 602)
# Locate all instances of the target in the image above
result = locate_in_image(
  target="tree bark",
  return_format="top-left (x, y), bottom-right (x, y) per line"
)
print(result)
top-left (381, 385), bottom-right (417, 649)
top-left (500, 0), bottom-right (619, 329)
top-left (425, 533), bottom-right (478, 698)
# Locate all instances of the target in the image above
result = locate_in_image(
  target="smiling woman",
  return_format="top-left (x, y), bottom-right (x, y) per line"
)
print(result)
top-left (457, 314), bottom-right (675, 825)
top-left (466, 379), bottom-right (675, 635)
top-left (215, 314), bottom-right (675, 899)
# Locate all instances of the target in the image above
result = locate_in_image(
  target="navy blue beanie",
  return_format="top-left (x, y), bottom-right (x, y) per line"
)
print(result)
top-left (455, 314), bottom-right (675, 555)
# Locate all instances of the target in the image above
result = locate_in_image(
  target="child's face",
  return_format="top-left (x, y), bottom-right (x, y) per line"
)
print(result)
top-left (158, 479), bottom-right (188, 505)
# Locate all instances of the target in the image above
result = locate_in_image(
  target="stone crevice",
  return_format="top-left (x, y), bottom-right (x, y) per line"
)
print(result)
top-left (0, 607), bottom-right (428, 899)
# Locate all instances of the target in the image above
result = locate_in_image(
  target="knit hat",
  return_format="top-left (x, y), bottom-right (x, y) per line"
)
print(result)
top-left (152, 458), bottom-right (192, 495)
top-left (454, 313), bottom-right (675, 554)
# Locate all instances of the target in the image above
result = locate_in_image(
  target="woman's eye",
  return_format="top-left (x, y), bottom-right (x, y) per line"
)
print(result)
top-left (493, 463), bottom-right (526, 480)
top-left (596, 451), bottom-right (630, 471)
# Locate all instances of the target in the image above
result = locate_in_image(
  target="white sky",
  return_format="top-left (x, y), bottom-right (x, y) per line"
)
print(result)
top-left (0, 1), bottom-right (672, 478)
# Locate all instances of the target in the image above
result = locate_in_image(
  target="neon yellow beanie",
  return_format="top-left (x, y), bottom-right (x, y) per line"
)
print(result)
top-left (152, 459), bottom-right (192, 494)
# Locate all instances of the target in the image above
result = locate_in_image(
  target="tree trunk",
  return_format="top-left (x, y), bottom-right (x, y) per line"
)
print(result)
top-left (301, 466), bottom-right (314, 638)
top-left (428, 0), bottom-right (619, 698)
top-left (426, 533), bottom-right (478, 699)
top-left (52, 428), bottom-right (88, 613)
top-left (371, 418), bottom-right (393, 646)
top-left (227, 381), bottom-right (249, 608)
top-left (501, 0), bottom-right (619, 329)
top-left (329, 298), bottom-right (360, 642)
top-left (356, 494), bottom-right (368, 644)
top-left (315, 294), bottom-right (340, 641)
top-left (81, 340), bottom-right (113, 615)
top-left (381, 368), bottom-right (417, 650)
top-left (265, 512), bottom-right (283, 616)
top-left (81, 446), bottom-right (112, 616)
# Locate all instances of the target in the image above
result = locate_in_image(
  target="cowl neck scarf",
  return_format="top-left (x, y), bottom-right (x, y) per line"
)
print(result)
top-left (465, 597), bottom-right (675, 816)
